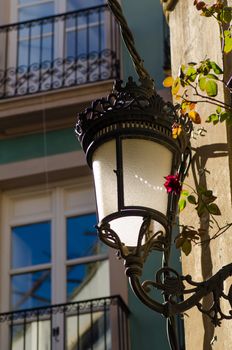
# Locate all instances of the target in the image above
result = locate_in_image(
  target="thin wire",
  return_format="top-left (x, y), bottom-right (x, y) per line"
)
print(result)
top-left (41, 95), bottom-right (49, 192)
top-left (107, 0), bottom-right (153, 82)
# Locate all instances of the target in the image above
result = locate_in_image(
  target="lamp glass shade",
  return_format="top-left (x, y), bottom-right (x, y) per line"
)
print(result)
top-left (110, 216), bottom-right (162, 247)
top-left (92, 137), bottom-right (173, 247)
top-left (122, 139), bottom-right (172, 214)
top-left (92, 140), bottom-right (118, 221)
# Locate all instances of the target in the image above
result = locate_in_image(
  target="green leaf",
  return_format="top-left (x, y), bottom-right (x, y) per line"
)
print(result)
top-left (227, 116), bottom-right (232, 126)
top-left (175, 236), bottom-right (185, 249)
top-left (181, 190), bottom-right (189, 197)
top-left (207, 203), bottom-right (221, 215)
top-left (206, 73), bottom-right (218, 80)
top-left (222, 7), bottom-right (232, 24)
top-left (206, 113), bottom-right (218, 124)
top-left (202, 191), bottom-right (217, 204)
top-left (204, 190), bottom-right (213, 197)
top-left (210, 62), bottom-right (223, 75)
top-left (182, 240), bottom-right (192, 256)
top-left (224, 32), bottom-right (232, 54)
top-left (187, 195), bottom-right (197, 204)
top-left (199, 76), bottom-right (207, 91)
top-left (220, 111), bottom-right (229, 122)
top-left (205, 79), bottom-right (218, 97)
top-left (216, 106), bottom-right (222, 114)
top-left (186, 66), bottom-right (197, 82)
top-left (178, 198), bottom-right (187, 212)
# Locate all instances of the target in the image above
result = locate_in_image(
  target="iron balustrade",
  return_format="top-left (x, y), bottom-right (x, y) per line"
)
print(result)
top-left (0, 295), bottom-right (130, 350)
top-left (0, 5), bottom-right (120, 99)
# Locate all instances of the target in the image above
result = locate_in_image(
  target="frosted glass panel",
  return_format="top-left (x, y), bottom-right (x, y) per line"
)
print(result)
top-left (92, 140), bottom-right (117, 220)
top-left (122, 139), bottom-right (172, 214)
top-left (110, 216), bottom-right (163, 247)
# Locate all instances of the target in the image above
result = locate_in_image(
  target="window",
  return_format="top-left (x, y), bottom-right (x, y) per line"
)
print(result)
top-left (3, 0), bottom-right (118, 97)
top-left (17, 0), bottom-right (55, 67)
top-left (11, 221), bottom-right (52, 310)
top-left (14, 0), bottom-right (106, 67)
top-left (0, 178), bottom-right (110, 313)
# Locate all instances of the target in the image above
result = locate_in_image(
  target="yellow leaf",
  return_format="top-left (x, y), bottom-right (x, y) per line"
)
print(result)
top-left (189, 103), bottom-right (196, 110)
top-left (163, 76), bottom-right (174, 88)
top-left (172, 78), bottom-right (181, 96)
top-left (188, 110), bottom-right (201, 124)
top-left (172, 123), bottom-right (182, 139)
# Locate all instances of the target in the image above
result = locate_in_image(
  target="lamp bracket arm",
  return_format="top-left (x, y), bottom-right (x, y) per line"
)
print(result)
top-left (128, 274), bottom-right (169, 316)
top-left (127, 263), bottom-right (232, 326)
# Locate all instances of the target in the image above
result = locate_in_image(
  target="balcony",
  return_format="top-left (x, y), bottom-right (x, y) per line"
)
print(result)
top-left (0, 5), bottom-right (120, 100)
top-left (0, 295), bottom-right (129, 350)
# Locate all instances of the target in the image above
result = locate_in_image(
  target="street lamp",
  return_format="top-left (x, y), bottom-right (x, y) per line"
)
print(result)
top-left (76, 1), bottom-right (232, 349)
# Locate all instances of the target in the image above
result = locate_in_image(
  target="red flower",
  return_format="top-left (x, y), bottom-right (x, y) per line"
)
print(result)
top-left (164, 173), bottom-right (182, 195)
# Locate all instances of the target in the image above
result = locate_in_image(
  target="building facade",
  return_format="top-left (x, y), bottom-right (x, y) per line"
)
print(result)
top-left (0, 1), bottom-right (175, 349)
top-left (167, 0), bottom-right (232, 349)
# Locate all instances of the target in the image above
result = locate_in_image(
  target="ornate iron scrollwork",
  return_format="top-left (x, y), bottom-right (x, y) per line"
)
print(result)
top-left (97, 217), bottom-right (232, 327)
top-left (0, 50), bottom-right (119, 99)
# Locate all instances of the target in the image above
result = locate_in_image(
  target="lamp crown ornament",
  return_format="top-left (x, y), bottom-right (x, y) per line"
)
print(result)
top-left (76, 76), bottom-right (192, 162)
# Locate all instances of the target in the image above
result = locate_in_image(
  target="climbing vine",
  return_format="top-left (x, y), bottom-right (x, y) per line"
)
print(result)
top-left (163, 0), bottom-right (232, 255)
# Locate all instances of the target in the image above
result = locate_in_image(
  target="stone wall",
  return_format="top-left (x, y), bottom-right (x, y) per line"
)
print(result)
top-left (169, 1), bottom-right (232, 349)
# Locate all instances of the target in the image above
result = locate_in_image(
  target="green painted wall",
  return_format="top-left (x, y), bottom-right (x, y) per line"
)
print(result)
top-left (0, 128), bottom-right (81, 164)
top-left (128, 252), bottom-right (170, 350)
top-left (128, 244), bottom-right (183, 350)
top-left (121, 0), bottom-right (165, 89)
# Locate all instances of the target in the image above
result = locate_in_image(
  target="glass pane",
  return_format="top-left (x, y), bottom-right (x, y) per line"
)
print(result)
top-left (19, 3), bottom-right (54, 21)
top-left (67, 260), bottom-right (110, 302)
top-left (66, 214), bottom-right (98, 260)
top-left (122, 139), bottom-right (172, 212)
top-left (29, 38), bottom-right (41, 65)
top-left (67, 0), bottom-right (105, 11)
top-left (18, 0), bottom-right (49, 4)
top-left (12, 320), bottom-right (50, 350)
top-left (89, 24), bottom-right (105, 52)
top-left (66, 26), bottom-right (105, 57)
top-left (42, 35), bottom-right (53, 61)
top-left (18, 39), bottom-right (29, 66)
top-left (11, 270), bottom-right (51, 310)
top-left (66, 311), bottom-right (111, 350)
top-left (11, 221), bottom-right (51, 269)
top-left (78, 28), bottom-right (87, 55)
top-left (92, 140), bottom-right (117, 221)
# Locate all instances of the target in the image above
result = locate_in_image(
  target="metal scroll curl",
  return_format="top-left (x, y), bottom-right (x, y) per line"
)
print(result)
top-left (96, 217), bottom-right (169, 262)
top-left (129, 261), bottom-right (232, 326)
top-left (98, 218), bottom-right (232, 325)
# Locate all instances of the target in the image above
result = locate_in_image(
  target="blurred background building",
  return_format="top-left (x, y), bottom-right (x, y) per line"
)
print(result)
top-left (0, 1), bottom-right (182, 349)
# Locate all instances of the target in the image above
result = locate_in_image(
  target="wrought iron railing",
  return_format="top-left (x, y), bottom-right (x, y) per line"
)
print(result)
top-left (0, 5), bottom-right (120, 99)
top-left (0, 295), bottom-right (129, 350)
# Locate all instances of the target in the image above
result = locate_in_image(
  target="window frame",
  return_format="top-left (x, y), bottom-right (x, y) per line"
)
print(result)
top-left (0, 177), bottom-right (109, 313)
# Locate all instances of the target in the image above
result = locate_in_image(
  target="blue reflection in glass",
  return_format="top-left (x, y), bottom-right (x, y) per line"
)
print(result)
top-left (66, 214), bottom-right (98, 260)
top-left (66, 23), bottom-right (105, 57)
top-left (11, 221), bottom-right (51, 269)
top-left (19, 3), bottom-right (54, 21)
top-left (11, 270), bottom-right (51, 310)
top-left (67, 0), bottom-right (105, 12)
top-left (67, 262), bottom-right (97, 301)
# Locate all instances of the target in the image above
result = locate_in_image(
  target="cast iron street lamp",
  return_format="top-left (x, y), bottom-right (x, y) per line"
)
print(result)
top-left (76, 1), bottom-right (232, 349)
